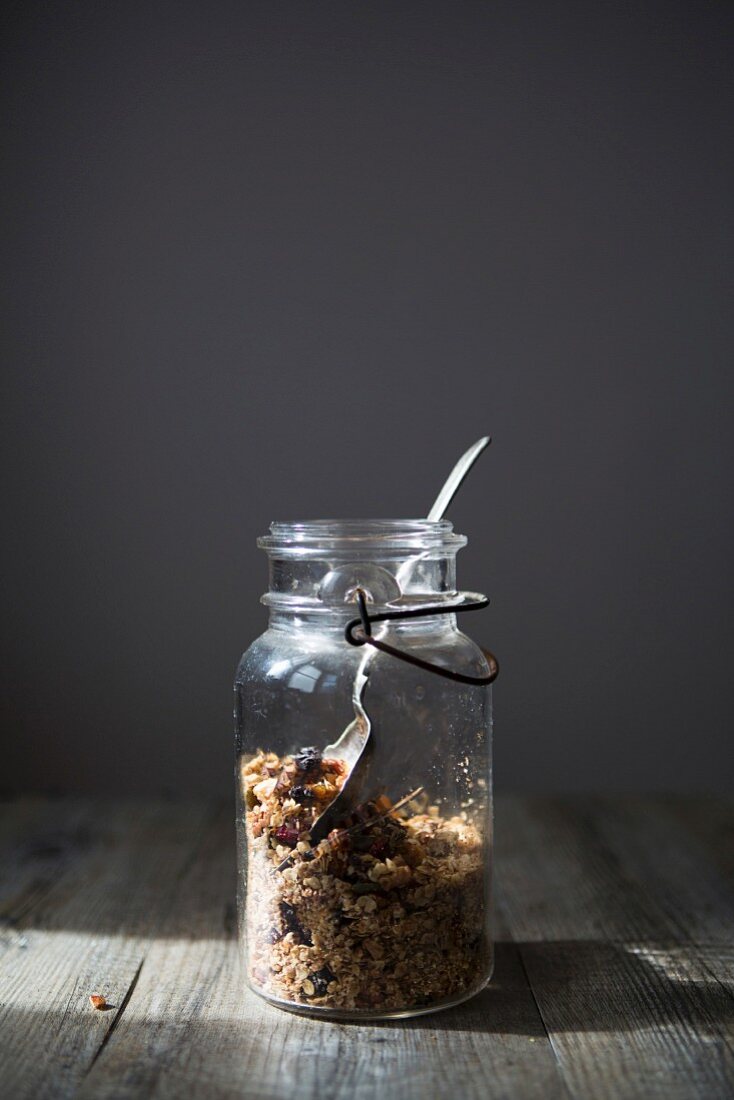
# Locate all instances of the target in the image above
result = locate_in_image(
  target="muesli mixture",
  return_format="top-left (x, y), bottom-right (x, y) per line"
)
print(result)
top-left (239, 747), bottom-right (487, 1013)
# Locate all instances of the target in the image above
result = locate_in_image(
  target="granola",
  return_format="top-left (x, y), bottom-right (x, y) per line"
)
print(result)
top-left (239, 747), bottom-right (488, 1014)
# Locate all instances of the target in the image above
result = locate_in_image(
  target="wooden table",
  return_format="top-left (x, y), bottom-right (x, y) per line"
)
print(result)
top-left (1, 796), bottom-right (732, 1099)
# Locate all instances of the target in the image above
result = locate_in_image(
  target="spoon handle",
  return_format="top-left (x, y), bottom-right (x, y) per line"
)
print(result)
top-left (427, 436), bottom-right (491, 522)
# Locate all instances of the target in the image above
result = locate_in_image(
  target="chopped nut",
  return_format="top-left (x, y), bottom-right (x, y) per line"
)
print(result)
top-left (89, 994), bottom-right (106, 1010)
top-left (253, 777), bottom-right (278, 801)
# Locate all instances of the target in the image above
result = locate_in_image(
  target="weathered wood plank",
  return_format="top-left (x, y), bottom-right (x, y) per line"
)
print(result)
top-left (565, 796), bottom-right (734, 977)
top-left (663, 796), bottom-right (734, 893)
top-left (79, 805), bottom-right (569, 1100)
top-left (0, 797), bottom-right (51, 846)
top-left (0, 798), bottom-right (99, 947)
top-left (495, 797), bottom-right (734, 1100)
top-left (2, 796), bottom-right (733, 1100)
top-left (0, 798), bottom-right (215, 1100)
top-left (497, 797), bottom-right (680, 943)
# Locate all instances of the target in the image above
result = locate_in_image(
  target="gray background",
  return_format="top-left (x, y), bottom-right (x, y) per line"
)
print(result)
top-left (2, 1), bottom-right (732, 796)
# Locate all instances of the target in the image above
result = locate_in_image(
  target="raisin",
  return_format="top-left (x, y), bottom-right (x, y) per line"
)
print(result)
top-left (273, 825), bottom-right (299, 848)
top-left (279, 902), bottom-right (312, 946)
top-left (294, 746), bottom-right (322, 775)
top-left (265, 927), bottom-right (282, 944)
top-left (306, 966), bottom-right (335, 997)
top-left (350, 833), bottom-right (374, 853)
top-left (369, 837), bottom-right (389, 858)
top-left (290, 784), bottom-right (315, 803)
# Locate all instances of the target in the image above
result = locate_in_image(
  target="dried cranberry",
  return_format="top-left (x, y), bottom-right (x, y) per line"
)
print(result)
top-left (370, 837), bottom-right (389, 858)
top-left (273, 825), bottom-right (299, 848)
top-left (306, 966), bottom-right (335, 997)
top-left (294, 746), bottom-right (322, 775)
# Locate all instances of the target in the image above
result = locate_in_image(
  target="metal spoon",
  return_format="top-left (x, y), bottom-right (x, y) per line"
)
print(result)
top-left (426, 435), bottom-right (491, 522)
top-left (308, 436), bottom-right (492, 844)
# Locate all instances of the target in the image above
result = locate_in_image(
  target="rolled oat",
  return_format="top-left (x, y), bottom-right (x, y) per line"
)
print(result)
top-left (240, 748), bottom-right (488, 1014)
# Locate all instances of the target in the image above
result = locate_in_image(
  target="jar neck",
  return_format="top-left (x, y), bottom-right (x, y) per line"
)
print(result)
top-left (257, 519), bottom-right (467, 625)
top-left (267, 607), bottom-right (459, 634)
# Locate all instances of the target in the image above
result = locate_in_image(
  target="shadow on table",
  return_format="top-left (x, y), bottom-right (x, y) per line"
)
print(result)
top-left (3, 805), bottom-right (732, 1042)
top-left (0, 800), bottom-right (236, 942)
top-left (402, 938), bottom-right (734, 1038)
top-left (1, 941), bottom-right (732, 1100)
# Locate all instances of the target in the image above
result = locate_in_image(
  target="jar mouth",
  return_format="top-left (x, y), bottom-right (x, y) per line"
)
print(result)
top-left (259, 519), bottom-right (467, 555)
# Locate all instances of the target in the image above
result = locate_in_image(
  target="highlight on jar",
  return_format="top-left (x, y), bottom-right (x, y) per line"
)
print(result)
top-left (234, 438), bottom-right (499, 1020)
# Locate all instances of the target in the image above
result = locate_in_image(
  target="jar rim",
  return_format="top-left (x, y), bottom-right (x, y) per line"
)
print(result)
top-left (258, 519), bottom-right (467, 554)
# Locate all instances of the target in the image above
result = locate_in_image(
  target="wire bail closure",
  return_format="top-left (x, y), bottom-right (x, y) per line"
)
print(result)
top-left (345, 589), bottom-right (499, 686)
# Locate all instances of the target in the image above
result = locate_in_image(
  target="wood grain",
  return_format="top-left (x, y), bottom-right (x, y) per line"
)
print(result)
top-left (0, 795), bottom-right (731, 1100)
top-left (495, 797), bottom-right (734, 1100)
top-left (78, 805), bottom-right (568, 1100)
top-left (0, 799), bottom-right (214, 1099)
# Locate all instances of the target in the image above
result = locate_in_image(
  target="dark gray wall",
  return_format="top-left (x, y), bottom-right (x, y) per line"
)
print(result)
top-left (2, 1), bottom-right (732, 796)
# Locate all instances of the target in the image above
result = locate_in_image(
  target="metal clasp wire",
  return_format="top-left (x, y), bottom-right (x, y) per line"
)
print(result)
top-left (345, 589), bottom-right (499, 686)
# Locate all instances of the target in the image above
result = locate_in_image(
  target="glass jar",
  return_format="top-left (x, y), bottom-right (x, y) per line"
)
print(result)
top-left (234, 519), bottom-right (495, 1019)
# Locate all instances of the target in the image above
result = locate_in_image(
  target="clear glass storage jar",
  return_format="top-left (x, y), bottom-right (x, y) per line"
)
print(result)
top-left (234, 519), bottom-right (495, 1019)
